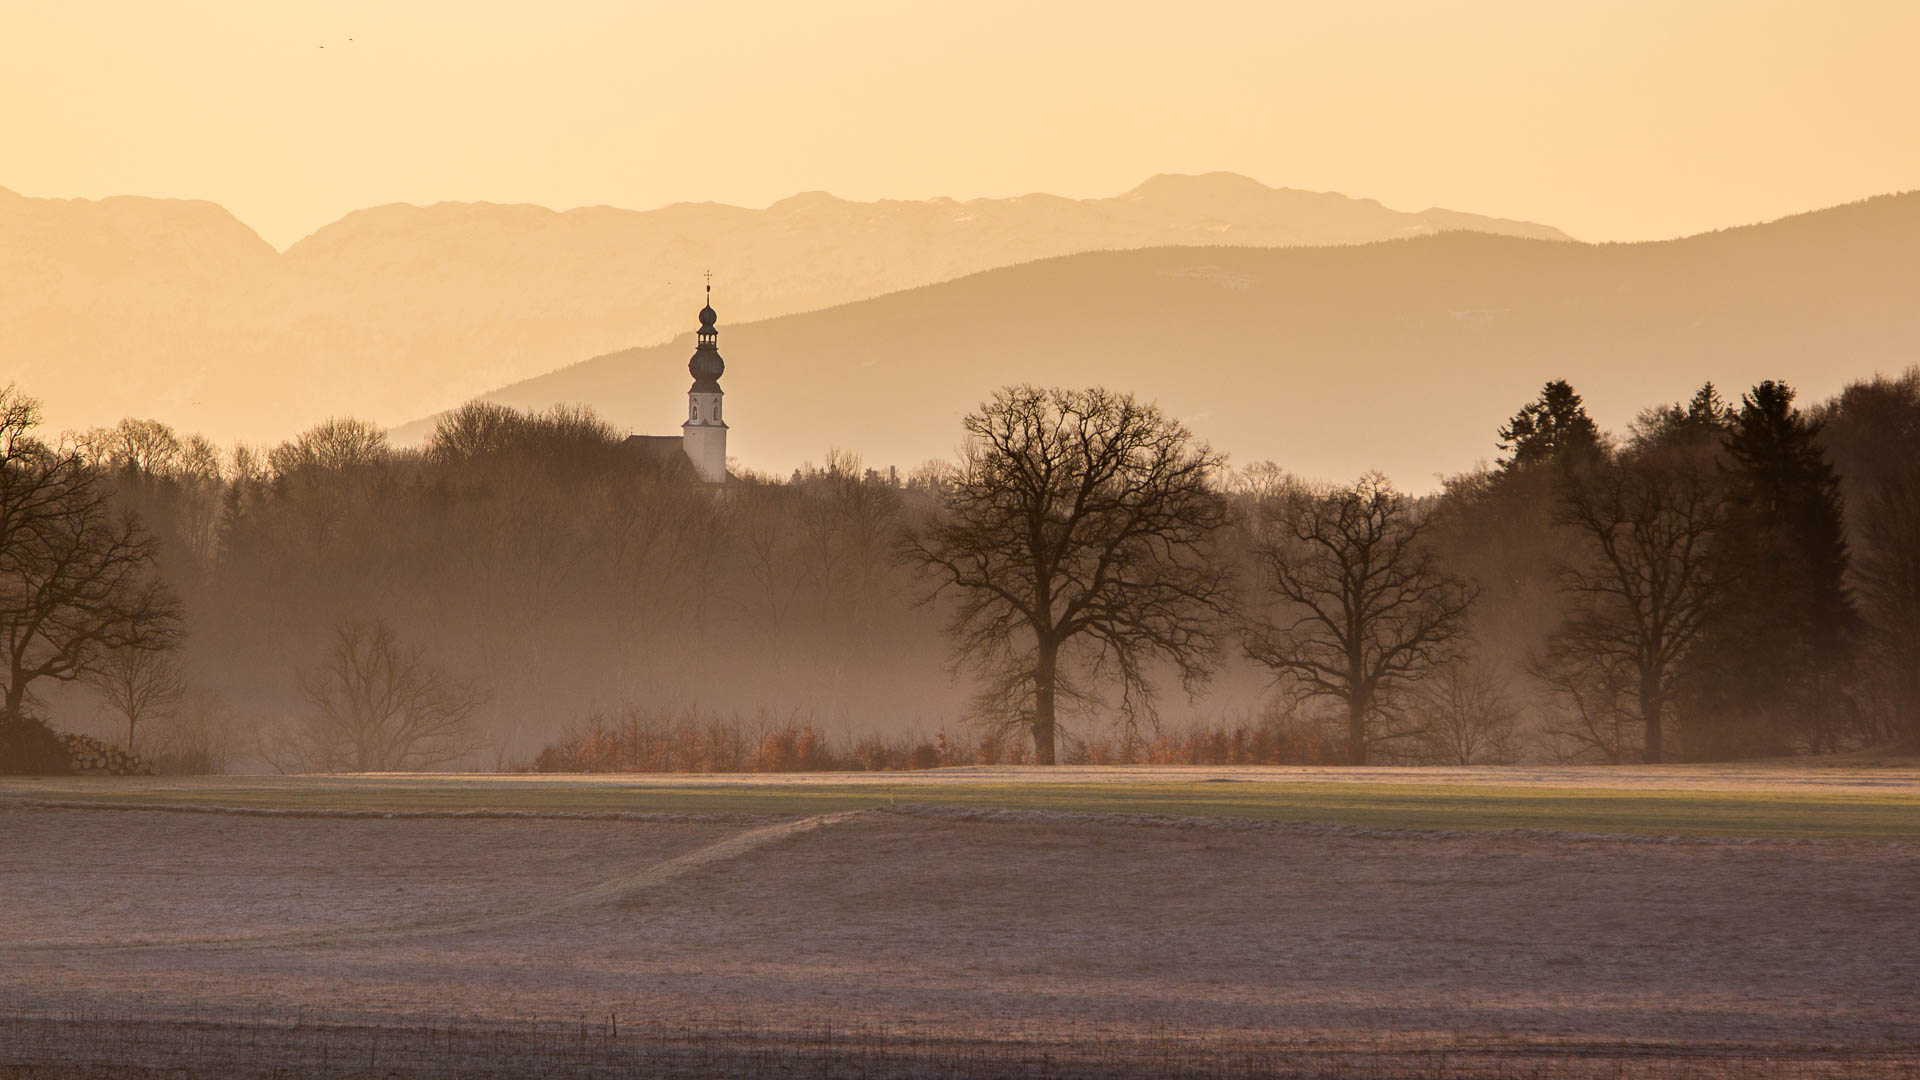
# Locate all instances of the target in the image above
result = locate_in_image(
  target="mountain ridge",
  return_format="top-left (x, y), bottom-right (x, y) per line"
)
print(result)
top-left (2, 172), bottom-right (1578, 443)
top-left (279, 172), bottom-right (1573, 253)
top-left (418, 190), bottom-right (1920, 489)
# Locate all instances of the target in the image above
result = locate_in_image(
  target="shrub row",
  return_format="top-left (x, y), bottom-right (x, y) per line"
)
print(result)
top-left (530, 708), bottom-right (1345, 773)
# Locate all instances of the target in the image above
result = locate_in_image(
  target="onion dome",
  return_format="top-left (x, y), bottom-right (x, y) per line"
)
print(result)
top-left (688, 288), bottom-right (724, 392)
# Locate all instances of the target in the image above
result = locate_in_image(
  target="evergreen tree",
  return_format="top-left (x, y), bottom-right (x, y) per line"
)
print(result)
top-left (1686, 383), bottom-right (1733, 428)
top-left (1631, 382), bottom-right (1734, 454)
top-left (1680, 381), bottom-right (1857, 756)
top-left (1498, 380), bottom-right (1602, 470)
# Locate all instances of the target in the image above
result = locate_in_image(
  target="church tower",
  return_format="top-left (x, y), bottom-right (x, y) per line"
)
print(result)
top-left (681, 285), bottom-right (728, 483)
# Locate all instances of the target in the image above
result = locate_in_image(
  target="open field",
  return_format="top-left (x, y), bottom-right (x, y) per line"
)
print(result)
top-left (6, 762), bottom-right (1920, 839)
top-left (4, 768), bottom-right (1918, 1077)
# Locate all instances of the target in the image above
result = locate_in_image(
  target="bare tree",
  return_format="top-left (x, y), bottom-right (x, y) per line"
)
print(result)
top-left (732, 480), bottom-right (806, 681)
top-left (1550, 446), bottom-right (1724, 763)
top-left (794, 452), bottom-right (903, 698)
top-left (0, 386), bottom-right (181, 741)
top-left (1414, 659), bottom-right (1521, 765)
top-left (288, 618), bottom-right (488, 772)
top-left (88, 639), bottom-right (185, 753)
top-left (76, 418), bottom-right (186, 477)
top-left (1854, 464), bottom-right (1920, 745)
top-left (1243, 472), bottom-right (1476, 765)
top-left (266, 417), bottom-right (400, 554)
top-left (1529, 645), bottom-right (1641, 764)
top-left (269, 417), bottom-right (390, 476)
top-left (902, 386), bottom-right (1236, 764)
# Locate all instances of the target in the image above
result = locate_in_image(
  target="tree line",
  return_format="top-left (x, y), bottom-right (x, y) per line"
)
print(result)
top-left (2, 368), bottom-right (1916, 772)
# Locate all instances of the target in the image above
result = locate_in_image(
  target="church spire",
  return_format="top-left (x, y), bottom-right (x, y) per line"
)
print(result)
top-left (682, 278), bottom-right (728, 483)
top-left (689, 281), bottom-right (723, 389)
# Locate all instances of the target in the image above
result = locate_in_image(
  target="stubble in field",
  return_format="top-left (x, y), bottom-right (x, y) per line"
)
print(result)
top-left (2, 792), bottom-right (1916, 1077)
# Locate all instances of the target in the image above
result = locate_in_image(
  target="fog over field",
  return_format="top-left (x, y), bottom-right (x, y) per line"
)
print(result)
top-left (12, 362), bottom-right (1920, 775)
top-left (7, 1), bottom-right (1920, 1076)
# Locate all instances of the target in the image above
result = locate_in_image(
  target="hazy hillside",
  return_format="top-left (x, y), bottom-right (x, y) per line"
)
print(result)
top-left (1, 174), bottom-right (1567, 443)
top-left (0, 186), bottom-right (278, 424)
top-left (450, 193), bottom-right (1920, 488)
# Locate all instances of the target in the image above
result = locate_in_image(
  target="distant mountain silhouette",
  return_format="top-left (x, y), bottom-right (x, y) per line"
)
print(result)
top-left (419, 193), bottom-right (1920, 487)
top-left (2, 175), bottom-right (1568, 441)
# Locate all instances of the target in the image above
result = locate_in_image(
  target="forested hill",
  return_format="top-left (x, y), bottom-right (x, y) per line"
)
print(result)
top-left (1, 173), bottom-right (1565, 445)
top-left (435, 192), bottom-right (1920, 487)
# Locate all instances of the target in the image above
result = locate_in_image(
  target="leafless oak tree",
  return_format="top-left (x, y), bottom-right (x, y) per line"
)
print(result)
top-left (1549, 447), bottom-right (1724, 763)
top-left (0, 386), bottom-right (181, 735)
top-left (287, 618), bottom-right (488, 772)
top-left (1243, 473), bottom-right (1476, 765)
top-left (902, 386), bottom-right (1236, 764)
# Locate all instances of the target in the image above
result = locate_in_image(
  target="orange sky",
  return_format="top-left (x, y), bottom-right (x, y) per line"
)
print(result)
top-left (5, 0), bottom-right (1917, 250)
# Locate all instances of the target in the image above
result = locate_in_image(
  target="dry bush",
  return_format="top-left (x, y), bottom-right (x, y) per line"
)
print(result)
top-left (532, 706), bottom-right (762, 773)
top-left (143, 690), bottom-right (239, 775)
top-left (750, 723), bottom-right (837, 772)
top-left (1061, 706), bottom-right (1342, 766)
top-left (532, 707), bottom-right (977, 774)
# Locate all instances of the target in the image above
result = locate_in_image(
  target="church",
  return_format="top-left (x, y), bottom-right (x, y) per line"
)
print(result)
top-left (623, 286), bottom-right (730, 483)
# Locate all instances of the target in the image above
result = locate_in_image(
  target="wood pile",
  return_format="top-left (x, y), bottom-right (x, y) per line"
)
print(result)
top-left (56, 733), bottom-right (154, 776)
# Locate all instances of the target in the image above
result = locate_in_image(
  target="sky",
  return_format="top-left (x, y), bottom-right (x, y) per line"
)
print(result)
top-left (3, 0), bottom-right (1918, 250)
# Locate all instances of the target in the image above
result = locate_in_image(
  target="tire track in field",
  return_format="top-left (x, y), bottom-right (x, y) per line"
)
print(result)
top-left (9, 810), bottom-right (870, 954)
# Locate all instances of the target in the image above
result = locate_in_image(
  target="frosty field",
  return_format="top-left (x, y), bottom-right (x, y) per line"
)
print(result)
top-left (3, 766), bottom-right (1918, 1078)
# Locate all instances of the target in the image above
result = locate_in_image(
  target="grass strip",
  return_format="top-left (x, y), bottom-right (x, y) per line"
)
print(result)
top-left (4, 776), bottom-right (1917, 841)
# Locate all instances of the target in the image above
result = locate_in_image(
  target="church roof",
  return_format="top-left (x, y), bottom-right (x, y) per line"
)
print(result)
top-left (620, 433), bottom-right (734, 483)
top-left (622, 434), bottom-right (684, 466)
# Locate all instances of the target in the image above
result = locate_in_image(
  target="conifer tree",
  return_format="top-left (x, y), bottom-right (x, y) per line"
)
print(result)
top-left (1681, 381), bottom-right (1857, 756)
top-left (1630, 383), bottom-right (1734, 454)
top-left (1498, 380), bottom-right (1603, 470)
